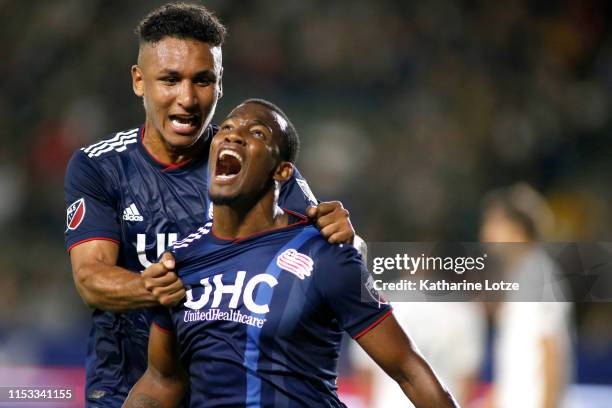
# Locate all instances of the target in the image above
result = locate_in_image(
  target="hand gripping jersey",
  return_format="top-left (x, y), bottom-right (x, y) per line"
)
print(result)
top-left (63, 126), bottom-right (318, 406)
top-left (155, 212), bottom-right (392, 408)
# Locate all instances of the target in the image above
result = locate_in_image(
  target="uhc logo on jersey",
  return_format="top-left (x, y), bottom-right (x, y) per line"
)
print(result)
top-left (183, 272), bottom-right (278, 328)
top-left (276, 249), bottom-right (313, 280)
top-left (66, 198), bottom-right (86, 230)
top-left (184, 272), bottom-right (277, 314)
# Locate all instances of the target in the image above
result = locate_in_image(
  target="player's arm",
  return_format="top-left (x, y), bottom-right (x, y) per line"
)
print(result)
top-left (356, 314), bottom-right (460, 408)
top-left (65, 151), bottom-right (183, 311)
top-left (70, 242), bottom-right (185, 312)
top-left (319, 244), bottom-right (458, 407)
top-left (123, 323), bottom-right (187, 408)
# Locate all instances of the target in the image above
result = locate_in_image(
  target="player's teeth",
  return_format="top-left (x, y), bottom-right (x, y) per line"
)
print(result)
top-left (219, 150), bottom-right (243, 163)
top-left (172, 118), bottom-right (194, 128)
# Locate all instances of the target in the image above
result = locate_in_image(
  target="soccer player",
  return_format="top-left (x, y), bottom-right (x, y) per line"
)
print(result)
top-left (122, 99), bottom-right (458, 408)
top-left (480, 184), bottom-right (571, 408)
top-left (64, 4), bottom-right (354, 407)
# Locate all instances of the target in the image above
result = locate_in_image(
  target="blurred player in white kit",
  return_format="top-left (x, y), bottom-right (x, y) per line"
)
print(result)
top-left (480, 183), bottom-right (573, 408)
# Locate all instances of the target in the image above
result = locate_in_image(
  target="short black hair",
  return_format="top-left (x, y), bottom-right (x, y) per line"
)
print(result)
top-left (241, 98), bottom-right (300, 163)
top-left (135, 2), bottom-right (226, 46)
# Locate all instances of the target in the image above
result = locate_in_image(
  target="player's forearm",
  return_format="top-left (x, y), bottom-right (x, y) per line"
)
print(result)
top-left (73, 263), bottom-right (158, 311)
top-left (395, 356), bottom-right (460, 408)
top-left (123, 370), bottom-right (185, 408)
top-left (357, 315), bottom-right (460, 407)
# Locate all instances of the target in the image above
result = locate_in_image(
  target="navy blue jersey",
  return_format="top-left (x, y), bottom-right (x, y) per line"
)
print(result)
top-left (155, 213), bottom-right (392, 408)
top-left (63, 126), bottom-right (318, 405)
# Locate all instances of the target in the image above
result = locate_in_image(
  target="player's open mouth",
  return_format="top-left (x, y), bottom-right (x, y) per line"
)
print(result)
top-left (169, 114), bottom-right (201, 135)
top-left (215, 149), bottom-right (243, 181)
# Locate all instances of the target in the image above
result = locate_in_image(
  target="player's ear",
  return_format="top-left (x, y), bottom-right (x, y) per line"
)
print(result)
top-left (273, 161), bottom-right (293, 183)
top-left (131, 65), bottom-right (144, 97)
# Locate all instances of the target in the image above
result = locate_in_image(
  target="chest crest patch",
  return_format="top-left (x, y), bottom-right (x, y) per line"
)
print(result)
top-left (276, 249), bottom-right (314, 280)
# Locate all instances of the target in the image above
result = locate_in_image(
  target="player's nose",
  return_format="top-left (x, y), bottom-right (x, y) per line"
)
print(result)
top-left (224, 128), bottom-right (246, 145)
top-left (176, 80), bottom-right (198, 110)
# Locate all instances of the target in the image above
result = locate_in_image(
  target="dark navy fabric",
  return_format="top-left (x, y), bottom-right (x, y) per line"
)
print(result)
top-left (63, 126), bottom-right (318, 406)
top-left (155, 216), bottom-right (391, 408)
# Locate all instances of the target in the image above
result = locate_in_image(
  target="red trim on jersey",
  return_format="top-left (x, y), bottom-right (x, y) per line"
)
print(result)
top-left (352, 309), bottom-right (393, 340)
top-left (211, 209), bottom-right (309, 243)
top-left (140, 127), bottom-right (192, 171)
top-left (152, 321), bottom-right (173, 334)
top-left (67, 237), bottom-right (120, 253)
top-left (283, 208), bottom-right (309, 221)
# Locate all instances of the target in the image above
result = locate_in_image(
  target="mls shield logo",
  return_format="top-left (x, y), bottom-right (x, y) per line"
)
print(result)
top-left (276, 249), bottom-right (314, 280)
top-left (365, 275), bottom-right (389, 306)
top-left (66, 198), bottom-right (86, 230)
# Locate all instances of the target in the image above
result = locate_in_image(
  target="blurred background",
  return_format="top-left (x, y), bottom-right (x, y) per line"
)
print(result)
top-left (1, 0), bottom-right (612, 406)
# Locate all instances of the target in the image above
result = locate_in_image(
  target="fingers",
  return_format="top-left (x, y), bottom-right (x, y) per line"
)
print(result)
top-left (306, 205), bottom-right (317, 218)
top-left (145, 273), bottom-right (186, 307)
top-left (329, 230), bottom-right (355, 245)
top-left (159, 290), bottom-right (186, 307)
top-left (315, 211), bottom-right (344, 230)
top-left (320, 223), bottom-right (354, 244)
top-left (141, 262), bottom-right (170, 279)
top-left (155, 280), bottom-right (186, 307)
top-left (320, 223), bottom-right (340, 240)
top-left (311, 201), bottom-right (355, 244)
top-left (142, 257), bottom-right (186, 306)
top-left (308, 201), bottom-right (343, 219)
top-left (159, 251), bottom-right (175, 269)
top-left (143, 271), bottom-right (180, 291)
top-left (145, 275), bottom-right (183, 296)
top-left (310, 201), bottom-right (348, 227)
top-left (142, 252), bottom-right (175, 280)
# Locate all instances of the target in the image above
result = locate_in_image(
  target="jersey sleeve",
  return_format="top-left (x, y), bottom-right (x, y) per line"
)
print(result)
top-left (64, 149), bottom-right (120, 251)
top-left (315, 244), bottom-right (392, 339)
top-left (279, 167), bottom-right (318, 214)
top-left (152, 306), bottom-right (174, 333)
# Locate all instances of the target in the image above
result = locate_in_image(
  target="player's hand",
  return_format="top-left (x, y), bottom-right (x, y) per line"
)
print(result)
top-left (306, 201), bottom-right (355, 244)
top-left (142, 252), bottom-right (186, 307)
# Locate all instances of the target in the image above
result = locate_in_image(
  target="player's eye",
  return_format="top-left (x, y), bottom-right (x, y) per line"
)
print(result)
top-left (220, 124), bottom-right (233, 131)
top-left (195, 78), bottom-right (212, 86)
top-left (251, 129), bottom-right (266, 139)
top-left (161, 76), bottom-right (179, 84)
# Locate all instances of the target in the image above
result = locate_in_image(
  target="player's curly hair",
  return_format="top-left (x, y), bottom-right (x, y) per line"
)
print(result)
top-left (241, 99), bottom-right (300, 164)
top-left (135, 2), bottom-right (226, 46)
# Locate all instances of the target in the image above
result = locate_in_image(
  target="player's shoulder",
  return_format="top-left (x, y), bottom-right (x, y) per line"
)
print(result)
top-left (78, 127), bottom-right (140, 161)
top-left (305, 239), bottom-right (365, 294)
top-left (304, 234), bottom-right (362, 267)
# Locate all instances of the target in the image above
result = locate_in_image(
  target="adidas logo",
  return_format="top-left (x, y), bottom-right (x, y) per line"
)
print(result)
top-left (123, 203), bottom-right (144, 222)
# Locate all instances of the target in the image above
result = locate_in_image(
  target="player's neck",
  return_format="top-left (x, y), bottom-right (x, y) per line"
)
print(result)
top-left (212, 191), bottom-right (288, 240)
top-left (142, 122), bottom-right (205, 164)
